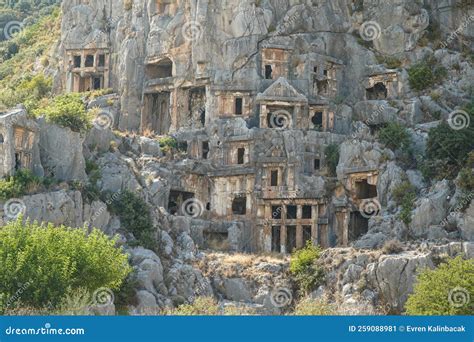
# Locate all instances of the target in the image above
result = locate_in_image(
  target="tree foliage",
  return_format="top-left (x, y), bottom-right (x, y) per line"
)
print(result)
top-left (422, 102), bottom-right (474, 180)
top-left (408, 56), bottom-right (448, 91)
top-left (107, 190), bottom-right (156, 250)
top-left (290, 241), bottom-right (324, 294)
top-left (324, 144), bottom-right (339, 177)
top-left (405, 257), bottom-right (474, 315)
top-left (33, 93), bottom-right (92, 132)
top-left (0, 219), bottom-right (131, 311)
top-left (378, 122), bottom-right (412, 152)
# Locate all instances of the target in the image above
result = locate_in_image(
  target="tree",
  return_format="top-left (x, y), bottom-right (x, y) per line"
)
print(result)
top-left (324, 144), bottom-right (339, 177)
top-left (422, 102), bottom-right (474, 180)
top-left (378, 122), bottom-right (412, 151)
top-left (290, 241), bottom-right (324, 294)
top-left (0, 218), bottom-right (131, 311)
top-left (405, 257), bottom-right (474, 315)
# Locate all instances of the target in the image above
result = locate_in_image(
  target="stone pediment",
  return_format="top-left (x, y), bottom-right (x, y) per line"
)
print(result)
top-left (256, 77), bottom-right (308, 103)
top-left (260, 144), bottom-right (288, 163)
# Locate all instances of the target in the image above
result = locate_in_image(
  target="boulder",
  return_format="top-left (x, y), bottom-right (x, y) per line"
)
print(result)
top-left (38, 120), bottom-right (87, 182)
top-left (21, 190), bottom-right (83, 227)
top-left (223, 278), bottom-right (252, 303)
top-left (410, 180), bottom-right (452, 238)
top-left (367, 252), bottom-right (433, 312)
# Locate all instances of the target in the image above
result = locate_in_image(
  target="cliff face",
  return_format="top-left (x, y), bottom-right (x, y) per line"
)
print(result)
top-left (56, 0), bottom-right (471, 129)
top-left (1, 0), bottom-right (472, 314)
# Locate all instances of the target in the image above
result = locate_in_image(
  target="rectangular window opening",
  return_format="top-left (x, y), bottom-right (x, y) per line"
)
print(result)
top-left (235, 97), bottom-right (243, 115)
top-left (270, 170), bottom-right (279, 186)
top-left (85, 55), bottom-right (94, 67)
top-left (302, 205), bottom-right (312, 219)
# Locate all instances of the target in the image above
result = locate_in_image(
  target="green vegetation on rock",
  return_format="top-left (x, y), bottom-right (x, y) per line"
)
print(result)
top-left (325, 144), bottom-right (340, 177)
top-left (107, 190), bottom-right (156, 250)
top-left (0, 8), bottom-right (60, 111)
top-left (33, 93), bottom-right (92, 133)
top-left (290, 241), bottom-right (324, 295)
top-left (408, 56), bottom-right (447, 91)
top-left (422, 102), bottom-right (474, 180)
top-left (0, 218), bottom-right (131, 312)
top-left (405, 257), bottom-right (474, 315)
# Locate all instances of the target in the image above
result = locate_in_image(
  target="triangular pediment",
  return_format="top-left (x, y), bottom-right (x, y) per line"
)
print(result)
top-left (257, 77), bottom-right (308, 103)
top-left (266, 145), bottom-right (286, 158)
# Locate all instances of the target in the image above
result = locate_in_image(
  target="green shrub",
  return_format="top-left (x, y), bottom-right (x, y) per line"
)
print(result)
top-left (33, 93), bottom-right (92, 133)
top-left (107, 190), bottom-right (155, 250)
top-left (376, 55), bottom-right (402, 69)
top-left (55, 288), bottom-right (94, 316)
top-left (293, 299), bottom-right (335, 315)
top-left (0, 219), bottom-right (131, 311)
top-left (408, 56), bottom-right (447, 91)
top-left (0, 169), bottom-right (42, 200)
top-left (422, 103), bottom-right (474, 180)
top-left (158, 136), bottom-right (178, 153)
top-left (392, 180), bottom-right (417, 225)
top-left (458, 151), bottom-right (474, 191)
top-left (405, 257), bottom-right (474, 315)
top-left (378, 122), bottom-right (412, 151)
top-left (324, 144), bottom-right (339, 177)
top-left (392, 181), bottom-right (416, 205)
top-left (290, 241), bottom-right (324, 294)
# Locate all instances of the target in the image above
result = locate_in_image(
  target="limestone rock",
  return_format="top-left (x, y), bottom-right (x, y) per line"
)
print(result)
top-left (410, 180), bottom-right (452, 238)
top-left (458, 201), bottom-right (474, 241)
top-left (38, 120), bottom-right (87, 182)
top-left (367, 252), bottom-right (433, 312)
top-left (21, 190), bottom-right (83, 227)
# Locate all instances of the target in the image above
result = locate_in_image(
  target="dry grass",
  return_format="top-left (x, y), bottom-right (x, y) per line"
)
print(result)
top-left (141, 128), bottom-right (156, 138)
top-left (196, 252), bottom-right (289, 279)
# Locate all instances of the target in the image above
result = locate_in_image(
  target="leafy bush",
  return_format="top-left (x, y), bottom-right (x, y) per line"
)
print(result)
top-left (290, 241), bottom-right (324, 294)
top-left (392, 181), bottom-right (416, 204)
top-left (158, 136), bottom-right (187, 154)
top-left (378, 122), bottom-right (412, 151)
top-left (376, 55), bottom-right (402, 69)
top-left (422, 103), bottom-right (474, 180)
top-left (33, 93), bottom-right (92, 132)
top-left (324, 144), bottom-right (339, 177)
top-left (458, 151), bottom-right (474, 191)
top-left (158, 136), bottom-right (178, 153)
top-left (107, 190), bottom-right (155, 250)
top-left (0, 169), bottom-right (42, 200)
top-left (405, 257), bottom-right (474, 315)
top-left (292, 299), bottom-right (335, 315)
top-left (408, 56), bottom-right (447, 91)
top-left (0, 219), bottom-right (131, 311)
top-left (392, 181), bottom-right (417, 225)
